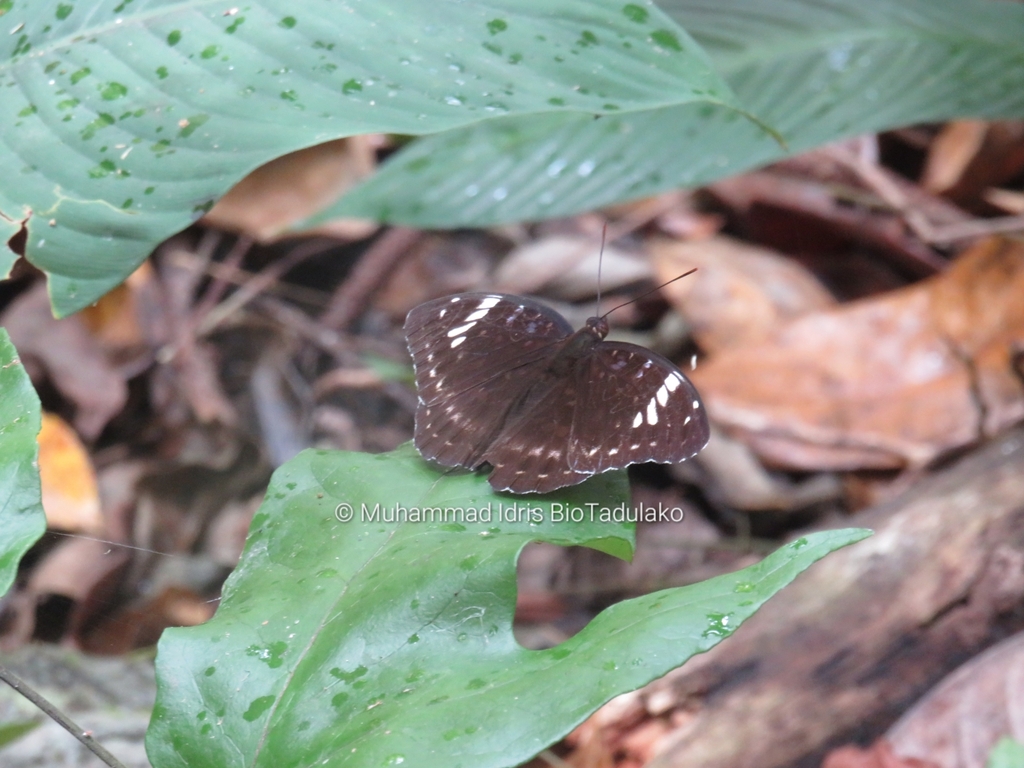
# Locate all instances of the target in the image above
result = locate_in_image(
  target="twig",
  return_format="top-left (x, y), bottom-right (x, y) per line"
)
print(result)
top-left (824, 146), bottom-right (1024, 245)
top-left (191, 234), bottom-right (254, 322)
top-left (196, 238), bottom-right (337, 335)
top-left (0, 664), bottom-right (129, 768)
top-left (320, 227), bottom-right (421, 329)
top-left (915, 214), bottom-right (1024, 245)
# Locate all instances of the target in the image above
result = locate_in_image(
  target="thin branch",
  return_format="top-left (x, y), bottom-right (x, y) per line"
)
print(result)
top-left (0, 664), bottom-right (129, 768)
top-left (320, 226), bottom-right (421, 330)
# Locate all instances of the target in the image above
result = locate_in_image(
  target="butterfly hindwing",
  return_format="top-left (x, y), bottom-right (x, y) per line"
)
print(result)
top-left (414, 364), bottom-right (538, 470)
top-left (568, 342), bottom-right (709, 474)
top-left (481, 373), bottom-right (590, 494)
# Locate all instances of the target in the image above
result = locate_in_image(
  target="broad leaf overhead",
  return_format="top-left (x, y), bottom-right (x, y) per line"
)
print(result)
top-left (328, 0), bottom-right (1024, 226)
top-left (0, 0), bottom-right (743, 315)
top-left (147, 443), bottom-right (868, 768)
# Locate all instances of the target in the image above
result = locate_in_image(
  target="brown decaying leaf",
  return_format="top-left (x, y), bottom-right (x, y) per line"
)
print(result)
top-left (37, 413), bottom-right (103, 534)
top-left (650, 235), bottom-right (835, 353)
top-left (78, 585), bottom-right (216, 655)
top-left (690, 236), bottom-right (1024, 470)
top-left (887, 632), bottom-right (1024, 768)
top-left (203, 137), bottom-right (378, 241)
top-left (0, 283), bottom-right (127, 439)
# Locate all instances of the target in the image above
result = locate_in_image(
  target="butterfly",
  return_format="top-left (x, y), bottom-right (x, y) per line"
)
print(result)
top-left (404, 292), bottom-right (710, 494)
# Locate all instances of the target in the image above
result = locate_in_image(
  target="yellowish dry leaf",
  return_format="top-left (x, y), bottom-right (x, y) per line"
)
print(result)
top-left (37, 412), bottom-right (103, 533)
top-left (78, 262), bottom-right (152, 352)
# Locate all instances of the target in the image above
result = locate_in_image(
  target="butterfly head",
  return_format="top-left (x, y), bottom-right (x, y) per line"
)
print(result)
top-left (585, 315), bottom-right (609, 340)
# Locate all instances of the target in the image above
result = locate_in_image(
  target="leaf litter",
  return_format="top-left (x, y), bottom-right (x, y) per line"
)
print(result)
top-left (1, 118), bottom-right (1024, 768)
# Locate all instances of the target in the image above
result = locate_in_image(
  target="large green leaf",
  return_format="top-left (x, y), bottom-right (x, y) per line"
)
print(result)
top-left (329, 0), bottom-right (1024, 226)
top-left (0, 329), bottom-right (46, 599)
top-left (0, 0), bottom-right (744, 315)
top-left (147, 443), bottom-right (868, 768)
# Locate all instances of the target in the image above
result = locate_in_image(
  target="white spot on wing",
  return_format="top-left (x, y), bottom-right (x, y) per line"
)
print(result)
top-left (439, 309), bottom-right (447, 318)
top-left (478, 296), bottom-right (501, 309)
top-left (646, 399), bottom-right (658, 425)
top-left (656, 384), bottom-right (668, 406)
top-left (632, 412), bottom-right (642, 429)
top-left (608, 448), bottom-right (619, 456)
top-left (693, 400), bottom-right (700, 409)
top-left (450, 336), bottom-right (466, 348)
top-left (447, 322), bottom-right (476, 337)
top-left (665, 375), bottom-right (681, 392)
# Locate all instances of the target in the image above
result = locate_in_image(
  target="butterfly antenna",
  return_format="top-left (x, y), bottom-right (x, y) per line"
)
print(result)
top-left (600, 267), bottom-right (698, 319)
top-left (595, 224), bottom-right (607, 316)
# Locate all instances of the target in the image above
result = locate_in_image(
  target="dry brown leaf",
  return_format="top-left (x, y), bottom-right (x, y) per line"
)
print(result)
top-left (887, 632), bottom-right (1024, 768)
top-left (204, 137), bottom-right (377, 241)
top-left (1, 283), bottom-right (128, 439)
top-left (38, 413), bottom-right (103, 534)
top-left (650, 236), bottom-right (835, 353)
top-left (823, 741), bottom-right (943, 768)
top-left (690, 236), bottom-right (1024, 470)
top-left (79, 585), bottom-right (216, 654)
top-left (492, 235), bottom-right (651, 300)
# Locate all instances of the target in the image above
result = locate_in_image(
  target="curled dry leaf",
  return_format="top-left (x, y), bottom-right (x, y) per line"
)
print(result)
top-left (492, 234), bottom-right (651, 300)
top-left (203, 137), bottom-right (378, 241)
top-left (887, 632), bottom-right (1024, 768)
top-left (37, 413), bottom-right (103, 534)
top-left (676, 426), bottom-right (841, 512)
top-left (650, 236), bottom-right (835, 353)
top-left (690, 237), bottom-right (1024, 470)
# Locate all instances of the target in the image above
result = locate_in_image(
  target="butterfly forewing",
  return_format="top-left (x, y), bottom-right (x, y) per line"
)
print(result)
top-left (568, 342), bottom-right (709, 474)
top-left (405, 293), bottom-right (574, 407)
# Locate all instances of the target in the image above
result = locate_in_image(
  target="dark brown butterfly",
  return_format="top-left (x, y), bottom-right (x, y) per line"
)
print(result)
top-left (404, 291), bottom-right (709, 494)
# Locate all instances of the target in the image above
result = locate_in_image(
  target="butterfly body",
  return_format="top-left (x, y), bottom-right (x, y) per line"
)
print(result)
top-left (405, 292), bottom-right (709, 494)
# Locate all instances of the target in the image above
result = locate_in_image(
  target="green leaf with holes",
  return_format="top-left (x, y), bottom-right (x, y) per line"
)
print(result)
top-left (146, 443), bottom-right (868, 768)
top-left (327, 0), bottom-right (1024, 226)
top-left (0, 328), bottom-right (45, 599)
top-left (0, 0), bottom-right (747, 316)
